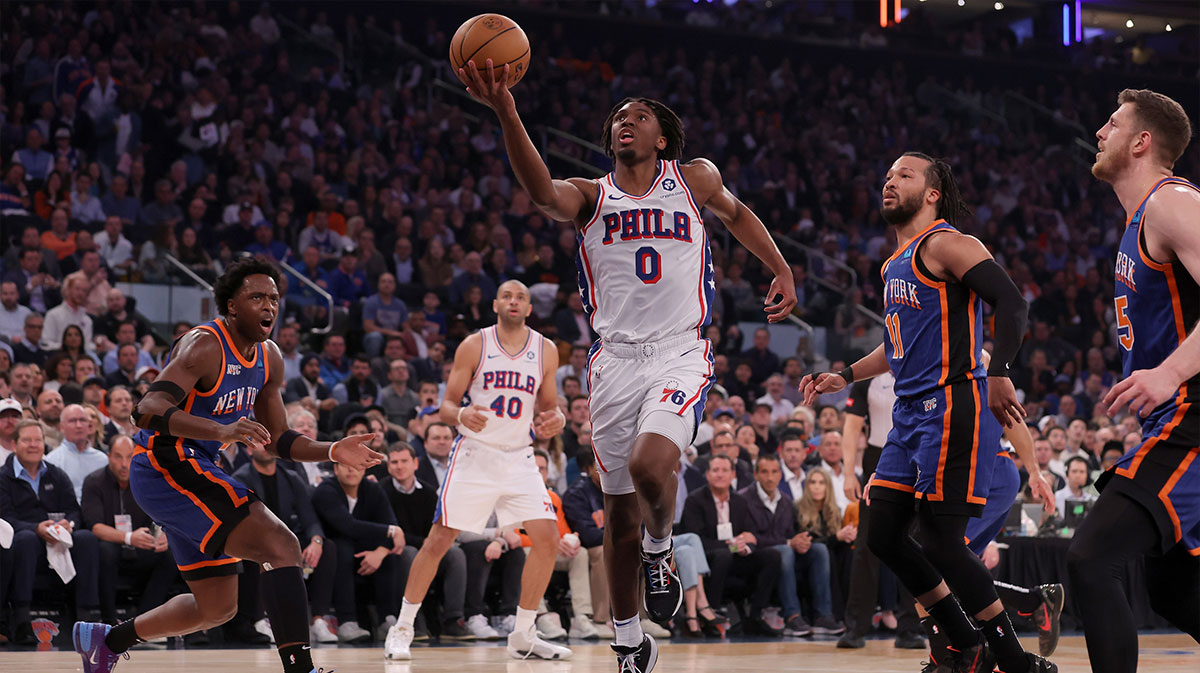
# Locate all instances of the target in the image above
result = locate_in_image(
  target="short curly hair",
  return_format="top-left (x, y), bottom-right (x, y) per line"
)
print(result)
top-left (213, 258), bottom-right (281, 316)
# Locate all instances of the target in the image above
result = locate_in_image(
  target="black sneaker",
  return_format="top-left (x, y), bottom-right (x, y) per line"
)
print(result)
top-left (949, 643), bottom-right (995, 673)
top-left (1022, 652), bottom-right (1058, 672)
top-left (641, 544), bottom-right (683, 622)
top-left (742, 616), bottom-right (783, 637)
top-left (784, 615), bottom-right (812, 637)
top-left (613, 634), bottom-right (658, 673)
top-left (894, 630), bottom-right (928, 650)
top-left (811, 616), bottom-right (845, 635)
top-left (439, 618), bottom-right (476, 641)
top-left (1033, 583), bottom-right (1064, 658)
top-left (836, 633), bottom-right (865, 648)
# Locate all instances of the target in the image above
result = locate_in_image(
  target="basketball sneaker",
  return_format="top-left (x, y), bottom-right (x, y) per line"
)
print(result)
top-left (1020, 653), bottom-right (1058, 673)
top-left (73, 622), bottom-right (127, 673)
top-left (641, 544), bottom-right (683, 622)
top-left (1033, 583), bottom-right (1064, 657)
top-left (948, 643), bottom-right (995, 673)
top-left (507, 623), bottom-right (572, 660)
top-left (613, 634), bottom-right (658, 673)
top-left (384, 622), bottom-right (412, 660)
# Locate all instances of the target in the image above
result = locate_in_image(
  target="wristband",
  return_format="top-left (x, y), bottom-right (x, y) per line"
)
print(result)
top-left (457, 407), bottom-right (465, 424)
top-left (328, 440), bottom-right (340, 463)
top-left (124, 532), bottom-right (133, 546)
top-left (837, 366), bottom-right (854, 385)
top-left (276, 429), bottom-right (302, 460)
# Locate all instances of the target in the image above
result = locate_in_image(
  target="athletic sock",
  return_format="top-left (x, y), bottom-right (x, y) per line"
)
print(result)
top-left (515, 607), bottom-right (537, 635)
top-left (993, 581), bottom-right (1042, 615)
top-left (926, 594), bottom-right (980, 651)
top-left (277, 643), bottom-right (314, 673)
top-left (614, 615), bottom-right (643, 647)
top-left (980, 612), bottom-right (1028, 673)
top-left (105, 618), bottom-right (144, 654)
top-left (920, 616), bottom-right (953, 666)
top-left (260, 567), bottom-right (313, 645)
top-left (399, 598), bottom-right (421, 628)
top-left (642, 529), bottom-right (670, 555)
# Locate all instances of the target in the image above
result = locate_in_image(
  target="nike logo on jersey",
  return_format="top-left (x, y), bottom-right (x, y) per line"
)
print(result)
top-left (487, 353), bottom-right (501, 359)
top-left (608, 194), bottom-right (626, 201)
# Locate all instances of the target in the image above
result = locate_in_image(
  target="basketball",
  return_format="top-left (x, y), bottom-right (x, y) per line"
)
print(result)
top-left (449, 13), bottom-right (530, 88)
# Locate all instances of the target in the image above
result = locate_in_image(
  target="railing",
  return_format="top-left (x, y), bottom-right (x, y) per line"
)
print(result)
top-left (165, 253), bottom-right (213, 293)
top-left (275, 259), bottom-right (334, 335)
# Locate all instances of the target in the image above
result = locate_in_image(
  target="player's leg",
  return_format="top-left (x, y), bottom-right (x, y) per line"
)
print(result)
top-left (1145, 541), bottom-right (1200, 641)
top-left (506, 518), bottom-right (571, 659)
top-left (402, 522), bottom-right (460, 608)
top-left (629, 429), bottom-right (684, 621)
top-left (1067, 488), bottom-right (1169, 673)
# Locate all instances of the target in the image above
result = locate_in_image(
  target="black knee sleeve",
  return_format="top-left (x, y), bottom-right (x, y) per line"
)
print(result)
top-left (916, 504), bottom-right (998, 615)
top-left (867, 498), bottom-right (943, 597)
top-left (259, 566), bottom-right (312, 645)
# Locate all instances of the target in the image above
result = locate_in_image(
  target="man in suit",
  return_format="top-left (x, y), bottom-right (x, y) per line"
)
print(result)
top-left (233, 440), bottom-right (337, 644)
top-left (3, 246), bottom-right (61, 314)
top-left (680, 454), bottom-right (782, 636)
top-left (0, 420), bottom-right (101, 644)
top-left (414, 422), bottom-right (454, 490)
top-left (694, 430), bottom-right (753, 491)
top-left (284, 354), bottom-right (339, 424)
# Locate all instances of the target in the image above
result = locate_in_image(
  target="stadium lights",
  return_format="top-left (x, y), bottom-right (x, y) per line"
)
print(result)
top-left (1125, 19), bottom-right (1134, 28)
top-left (1165, 23), bottom-right (1172, 32)
top-left (957, 0), bottom-right (964, 6)
top-left (994, 2), bottom-right (1003, 9)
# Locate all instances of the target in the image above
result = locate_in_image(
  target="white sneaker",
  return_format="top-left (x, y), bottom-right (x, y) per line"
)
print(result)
top-left (466, 614), bottom-right (500, 640)
top-left (568, 615), bottom-right (600, 640)
top-left (384, 622), bottom-right (413, 660)
top-left (253, 618), bottom-right (275, 643)
top-left (310, 616), bottom-right (338, 643)
top-left (507, 625), bottom-right (573, 660)
top-left (338, 620), bottom-right (371, 643)
top-left (640, 618), bottom-right (670, 638)
top-left (593, 620), bottom-right (615, 639)
top-left (376, 615), bottom-right (397, 642)
top-left (536, 612), bottom-right (567, 640)
top-left (493, 614), bottom-right (516, 636)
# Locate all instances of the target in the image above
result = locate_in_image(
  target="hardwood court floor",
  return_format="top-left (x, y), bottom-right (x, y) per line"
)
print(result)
top-left (5, 634), bottom-right (1197, 672)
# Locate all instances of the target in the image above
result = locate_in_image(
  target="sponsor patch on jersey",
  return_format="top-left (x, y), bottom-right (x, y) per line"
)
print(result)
top-left (662, 178), bottom-right (676, 191)
top-left (923, 397), bottom-right (938, 412)
top-left (227, 363), bottom-right (242, 376)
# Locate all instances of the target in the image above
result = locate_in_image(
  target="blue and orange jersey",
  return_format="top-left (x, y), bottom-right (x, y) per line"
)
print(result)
top-left (134, 319), bottom-right (269, 464)
top-left (1114, 176), bottom-right (1200, 432)
top-left (880, 220), bottom-right (986, 398)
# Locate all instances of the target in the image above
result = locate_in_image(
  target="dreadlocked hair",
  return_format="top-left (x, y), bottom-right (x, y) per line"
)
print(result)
top-left (902, 151), bottom-right (973, 228)
top-left (213, 257), bottom-right (281, 315)
top-left (600, 97), bottom-right (685, 162)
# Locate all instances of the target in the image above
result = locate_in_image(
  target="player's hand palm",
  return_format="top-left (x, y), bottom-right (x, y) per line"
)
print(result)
top-left (800, 372), bottom-right (844, 406)
top-left (461, 60), bottom-right (515, 113)
top-left (764, 272), bottom-right (797, 323)
top-left (1103, 367), bottom-right (1178, 418)
top-left (333, 433), bottom-right (384, 469)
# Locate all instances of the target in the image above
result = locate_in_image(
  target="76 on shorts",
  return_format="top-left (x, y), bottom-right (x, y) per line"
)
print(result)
top-left (660, 387), bottom-right (686, 405)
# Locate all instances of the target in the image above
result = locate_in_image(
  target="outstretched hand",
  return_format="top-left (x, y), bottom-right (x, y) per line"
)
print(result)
top-left (798, 372), bottom-right (846, 406)
top-left (461, 59), bottom-right (516, 113)
top-left (331, 433), bottom-right (384, 470)
top-left (764, 271), bottom-right (797, 323)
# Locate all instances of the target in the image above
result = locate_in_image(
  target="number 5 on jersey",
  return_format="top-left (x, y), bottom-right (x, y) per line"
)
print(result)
top-left (885, 313), bottom-right (905, 359)
top-left (1114, 295), bottom-right (1134, 350)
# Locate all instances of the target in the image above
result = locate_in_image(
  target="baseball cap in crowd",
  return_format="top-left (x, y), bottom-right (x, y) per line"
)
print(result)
top-left (83, 377), bottom-right (106, 390)
top-left (714, 409), bottom-right (736, 420)
top-left (417, 406), bottom-right (439, 419)
top-left (0, 398), bottom-right (22, 416)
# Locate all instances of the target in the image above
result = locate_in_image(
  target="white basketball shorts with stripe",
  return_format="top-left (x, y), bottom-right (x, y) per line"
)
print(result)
top-left (587, 331), bottom-right (715, 495)
top-left (434, 437), bottom-right (556, 534)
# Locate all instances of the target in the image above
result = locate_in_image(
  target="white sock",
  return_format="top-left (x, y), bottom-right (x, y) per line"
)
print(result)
top-left (399, 599), bottom-right (421, 627)
top-left (614, 615), bottom-right (643, 647)
top-left (642, 529), bottom-right (671, 554)
top-left (515, 607), bottom-right (537, 635)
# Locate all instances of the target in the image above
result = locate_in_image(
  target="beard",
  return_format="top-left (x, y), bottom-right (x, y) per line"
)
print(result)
top-left (880, 191), bottom-right (925, 226)
top-left (1091, 144), bottom-right (1130, 182)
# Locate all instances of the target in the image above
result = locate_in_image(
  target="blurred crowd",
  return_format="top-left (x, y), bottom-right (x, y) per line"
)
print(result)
top-left (0, 0), bottom-right (1195, 650)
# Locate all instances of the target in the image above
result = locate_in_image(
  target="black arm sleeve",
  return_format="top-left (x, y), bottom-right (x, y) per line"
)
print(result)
top-left (844, 380), bottom-right (873, 418)
top-left (960, 259), bottom-right (1029, 377)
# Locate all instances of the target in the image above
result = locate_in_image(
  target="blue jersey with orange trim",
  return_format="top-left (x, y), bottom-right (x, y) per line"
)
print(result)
top-left (1114, 177), bottom-right (1200, 432)
top-left (881, 220), bottom-right (985, 398)
top-left (576, 159), bottom-right (715, 343)
top-left (134, 319), bottom-right (269, 463)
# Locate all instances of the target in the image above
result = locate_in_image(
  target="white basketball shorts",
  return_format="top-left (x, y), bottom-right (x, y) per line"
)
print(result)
top-left (587, 331), bottom-right (716, 495)
top-left (434, 437), bottom-right (556, 534)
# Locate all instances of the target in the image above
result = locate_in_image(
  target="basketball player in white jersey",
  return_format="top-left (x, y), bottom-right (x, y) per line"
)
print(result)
top-left (384, 280), bottom-right (570, 661)
top-left (462, 60), bottom-right (796, 673)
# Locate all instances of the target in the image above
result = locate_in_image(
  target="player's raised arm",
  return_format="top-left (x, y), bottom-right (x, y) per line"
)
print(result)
top-left (1104, 186), bottom-right (1200, 417)
top-left (134, 329), bottom-right (270, 447)
top-left (680, 158), bottom-right (796, 322)
top-left (800, 343), bottom-right (890, 407)
top-left (533, 337), bottom-right (566, 439)
top-left (439, 333), bottom-right (490, 433)
top-left (255, 340), bottom-right (383, 469)
top-left (922, 231), bottom-right (1029, 427)
top-left (460, 60), bottom-right (592, 224)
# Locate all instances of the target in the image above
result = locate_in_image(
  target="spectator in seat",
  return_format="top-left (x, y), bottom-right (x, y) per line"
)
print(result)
top-left (101, 385), bottom-right (137, 444)
top-left (93, 288), bottom-right (155, 355)
top-left (680, 454), bottom-right (782, 636)
top-left (756, 374), bottom-right (795, 427)
top-left (411, 339), bottom-right (446, 385)
top-left (324, 247), bottom-right (368, 309)
top-left (740, 327), bottom-right (780, 388)
top-left (44, 403), bottom-right (108, 501)
top-left (378, 442), bottom-right (472, 639)
top-left (695, 430), bottom-right (754, 491)
top-left (283, 354), bottom-right (338, 427)
top-left (274, 323), bottom-right (304, 381)
top-left (1054, 456), bottom-right (1097, 517)
top-left (4, 246), bottom-right (60, 315)
top-left (104, 343), bottom-right (141, 388)
top-left (555, 345), bottom-right (590, 397)
top-left (139, 178), bottom-right (183, 234)
top-left (100, 174), bottom-right (141, 228)
top-left (414, 422), bottom-right (454, 489)
top-left (318, 334), bottom-right (350, 389)
top-left (232, 438), bottom-right (338, 644)
top-left (36, 388), bottom-right (65, 447)
top-left (777, 430), bottom-right (808, 500)
top-left (333, 355), bottom-right (380, 407)
top-left (42, 271), bottom-right (92, 351)
top-left (0, 397), bottom-right (22, 464)
top-left (0, 420), bottom-right (101, 644)
top-left (246, 222), bottom-right (291, 264)
top-left (12, 314), bottom-right (48, 367)
top-left (553, 294), bottom-right (595, 347)
top-left (313, 459), bottom-right (407, 643)
top-left (362, 273), bottom-right (409, 358)
top-left (93, 216), bottom-right (135, 274)
top-left (448, 251), bottom-right (496, 306)
top-left (81, 435), bottom-right (177, 625)
top-left (456, 511), bottom-right (526, 637)
top-left (379, 357), bottom-right (420, 427)
top-left (102, 322), bottom-right (155, 375)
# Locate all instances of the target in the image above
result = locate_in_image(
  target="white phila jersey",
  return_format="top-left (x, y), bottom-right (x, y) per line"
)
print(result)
top-left (576, 159), bottom-right (716, 344)
top-left (462, 325), bottom-right (545, 450)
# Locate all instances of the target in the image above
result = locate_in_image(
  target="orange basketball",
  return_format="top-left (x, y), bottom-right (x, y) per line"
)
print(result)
top-left (449, 14), bottom-right (530, 88)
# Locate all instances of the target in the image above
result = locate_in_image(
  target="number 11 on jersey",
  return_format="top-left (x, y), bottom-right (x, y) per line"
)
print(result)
top-left (886, 313), bottom-right (905, 359)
